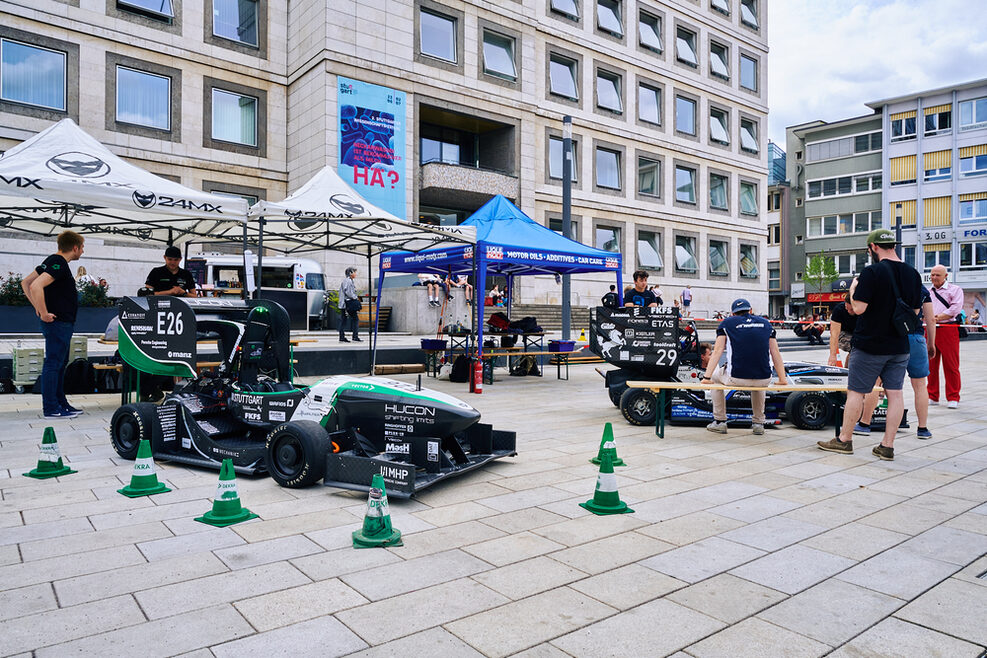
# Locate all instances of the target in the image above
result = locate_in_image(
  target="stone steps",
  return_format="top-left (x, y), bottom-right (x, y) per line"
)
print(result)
top-left (482, 304), bottom-right (593, 332)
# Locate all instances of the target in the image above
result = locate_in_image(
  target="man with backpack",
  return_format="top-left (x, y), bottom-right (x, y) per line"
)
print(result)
top-left (818, 229), bottom-right (923, 461)
top-left (601, 285), bottom-right (619, 309)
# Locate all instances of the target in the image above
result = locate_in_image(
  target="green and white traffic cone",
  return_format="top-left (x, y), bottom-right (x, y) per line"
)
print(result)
top-left (194, 459), bottom-right (258, 527)
top-left (590, 422), bottom-right (626, 467)
top-left (117, 440), bottom-right (171, 497)
top-left (580, 445), bottom-right (633, 515)
top-left (352, 474), bottom-right (403, 548)
top-left (23, 427), bottom-right (76, 479)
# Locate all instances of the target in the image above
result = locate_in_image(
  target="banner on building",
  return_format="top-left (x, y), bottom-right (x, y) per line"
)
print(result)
top-left (337, 77), bottom-right (406, 219)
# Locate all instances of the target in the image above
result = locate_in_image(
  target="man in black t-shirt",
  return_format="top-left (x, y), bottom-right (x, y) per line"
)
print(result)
top-left (623, 270), bottom-right (659, 308)
top-left (21, 231), bottom-right (86, 419)
top-left (818, 229), bottom-right (923, 461)
top-left (601, 285), bottom-right (619, 309)
top-left (144, 246), bottom-right (197, 297)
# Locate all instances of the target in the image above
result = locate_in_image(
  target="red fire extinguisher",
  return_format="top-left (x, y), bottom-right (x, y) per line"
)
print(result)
top-left (473, 359), bottom-right (483, 394)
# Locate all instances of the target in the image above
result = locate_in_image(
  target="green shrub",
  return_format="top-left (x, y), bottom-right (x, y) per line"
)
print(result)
top-left (0, 273), bottom-right (29, 306)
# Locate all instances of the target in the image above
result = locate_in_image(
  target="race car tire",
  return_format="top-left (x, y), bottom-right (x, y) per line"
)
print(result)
top-left (265, 421), bottom-right (329, 488)
top-left (110, 403), bottom-right (158, 460)
top-left (608, 384), bottom-right (626, 407)
top-left (620, 387), bottom-right (657, 426)
top-left (784, 391), bottom-right (832, 430)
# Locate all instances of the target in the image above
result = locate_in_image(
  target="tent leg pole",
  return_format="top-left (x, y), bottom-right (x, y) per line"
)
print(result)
top-left (257, 218), bottom-right (264, 301)
top-left (367, 251), bottom-right (373, 374)
top-left (372, 262), bottom-right (384, 376)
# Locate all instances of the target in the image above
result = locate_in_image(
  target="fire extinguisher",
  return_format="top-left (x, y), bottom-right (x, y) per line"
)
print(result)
top-left (473, 359), bottom-right (483, 394)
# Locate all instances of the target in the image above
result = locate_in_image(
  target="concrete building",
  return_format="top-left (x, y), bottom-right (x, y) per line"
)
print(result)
top-left (1, 0), bottom-right (769, 315)
top-left (765, 181), bottom-right (788, 318)
top-left (786, 113), bottom-right (883, 316)
top-left (867, 79), bottom-right (987, 316)
top-left (767, 139), bottom-right (785, 185)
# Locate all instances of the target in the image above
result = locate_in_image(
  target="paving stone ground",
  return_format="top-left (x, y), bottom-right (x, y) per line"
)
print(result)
top-left (0, 343), bottom-right (985, 657)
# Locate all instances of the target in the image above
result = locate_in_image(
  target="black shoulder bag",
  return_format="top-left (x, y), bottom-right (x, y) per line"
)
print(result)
top-left (931, 287), bottom-right (967, 339)
top-left (880, 261), bottom-right (921, 338)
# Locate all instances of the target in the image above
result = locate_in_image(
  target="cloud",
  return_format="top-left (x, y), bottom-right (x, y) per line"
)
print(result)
top-left (768, 0), bottom-right (987, 147)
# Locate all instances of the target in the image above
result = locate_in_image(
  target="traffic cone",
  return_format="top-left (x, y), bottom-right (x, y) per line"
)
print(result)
top-left (352, 474), bottom-right (403, 548)
top-left (590, 422), bottom-right (626, 467)
top-left (194, 459), bottom-right (258, 527)
top-left (580, 447), bottom-right (633, 515)
top-left (117, 440), bottom-right (171, 497)
top-left (578, 328), bottom-right (587, 342)
top-left (23, 427), bottom-right (76, 479)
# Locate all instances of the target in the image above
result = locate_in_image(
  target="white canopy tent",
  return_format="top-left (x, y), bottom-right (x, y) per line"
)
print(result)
top-left (0, 119), bottom-right (248, 245)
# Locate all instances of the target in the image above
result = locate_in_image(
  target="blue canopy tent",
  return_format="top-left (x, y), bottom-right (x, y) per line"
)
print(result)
top-left (377, 195), bottom-right (622, 367)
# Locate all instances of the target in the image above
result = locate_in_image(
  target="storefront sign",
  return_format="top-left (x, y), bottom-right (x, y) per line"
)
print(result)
top-left (790, 282), bottom-right (805, 299)
top-left (807, 292), bottom-right (848, 303)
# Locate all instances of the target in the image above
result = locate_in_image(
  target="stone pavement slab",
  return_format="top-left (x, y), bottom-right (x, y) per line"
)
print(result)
top-left (828, 617), bottom-right (983, 658)
top-left (0, 595), bottom-right (145, 655)
top-left (684, 617), bottom-right (831, 658)
top-left (470, 555), bottom-right (586, 600)
top-left (666, 573), bottom-right (787, 624)
top-left (640, 536), bottom-right (765, 583)
top-left (568, 563), bottom-right (685, 610)
top-left (233, 579), bottom-right (368, 632)
top-left (894, 578), bottom-right (987, 645)
top-left (835, 546), bottom-right (960, 599)
top-left (344, 627), bottom-right (484, 658)
top-left (340, 548), bottom-right (490, 601)
top-left (729, 544), bottom-right (855, 594)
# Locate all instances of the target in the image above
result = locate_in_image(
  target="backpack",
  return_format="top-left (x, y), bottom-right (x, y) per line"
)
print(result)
top-left (601, 291), bottom-right (619, 309)
top-left (449, 355), bottom-right (470, 383)
top-left (488, 312), bottom-right (510, 330)
top-left (509, 316), bottom-right (541, 333)
top-left (64, 358), bottom-right (96, 394)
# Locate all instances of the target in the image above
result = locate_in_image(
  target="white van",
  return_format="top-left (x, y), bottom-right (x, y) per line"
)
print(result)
top-left (186, 254), bottom-right (327, 330)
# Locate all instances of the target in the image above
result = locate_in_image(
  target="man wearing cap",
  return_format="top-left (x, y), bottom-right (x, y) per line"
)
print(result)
top-left (927, 264), bottom-right (963, 408)
top-left (818, 229), bottom-right (923, 461)
top-left (701, 298), bottom-right (787, 435)
top-left (144, 246), bottom-right (198, 297)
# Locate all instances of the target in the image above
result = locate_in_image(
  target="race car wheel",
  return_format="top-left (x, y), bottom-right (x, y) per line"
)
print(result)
top-left (784, 391), bottom-right (832, 430)
top-left (620, 387), bottom-right (658, 426)
top-left (608, 384), bottom-right (626, 407)
top-left (110, 403), bottom-right (158, 460)
top-left (265, 421), bottom-right (329, 488)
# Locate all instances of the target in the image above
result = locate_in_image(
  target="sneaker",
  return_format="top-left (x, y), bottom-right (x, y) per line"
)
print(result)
top-left (872, 444), bottom-right (894, 461)
top-left (916, 427), bottom-right (933, 440)
top-left (62, 404), bottom-right (83, 414)
top-left (752, 423), bottom-right (764, 435)
top-left (352, 337), bottom-right (362, 342)
top-left (852, 422), bottom-right (871, 436)
top-left (947, 400), bottom-right (958, 409)
top-left (817, 437), bottom-right (853, 454)
top-left (339, 337), bottom-right (350, 342)
top-left (929, 400), bottom-right (939, 406)
top-left (43, 409), bottom-right (78, 419)
top-left (706, 421), bottom-right (728, 434)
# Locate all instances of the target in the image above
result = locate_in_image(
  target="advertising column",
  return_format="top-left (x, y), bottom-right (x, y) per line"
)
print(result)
top-left (337, 77), bottom-right (407, 220)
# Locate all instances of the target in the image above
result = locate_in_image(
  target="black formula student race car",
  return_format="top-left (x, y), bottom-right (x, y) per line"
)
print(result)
top-left (592, 307), bottom-right (904, 431)
top-left (109, 296), bottom-right (516, 497)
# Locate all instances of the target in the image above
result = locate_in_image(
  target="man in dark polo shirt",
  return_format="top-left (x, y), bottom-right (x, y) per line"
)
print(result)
top-left (144, 246), bottom-right (197, 297)
top-left (21, 230), bottom-right (86, 418)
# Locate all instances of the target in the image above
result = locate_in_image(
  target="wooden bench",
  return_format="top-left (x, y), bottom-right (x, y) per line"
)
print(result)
top-left (374, 363), bottom-right (426, 375)
top-left (625, 381), bottom-right (862, 438)
top-left (358, 306), bottom-right (391, 330)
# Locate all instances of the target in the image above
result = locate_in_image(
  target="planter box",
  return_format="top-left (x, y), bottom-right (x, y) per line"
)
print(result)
top-left (0, 305), bottom-right (119, 334)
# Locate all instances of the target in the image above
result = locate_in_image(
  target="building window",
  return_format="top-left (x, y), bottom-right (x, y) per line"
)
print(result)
top-left (596, 225), bottom-right (621, 252)
top-left (420, 9), bottom-right (457, 62)
top-left (551, 0), bottom-right (579, 19)
top-left (855, 132), bottom-right (882, 154)
top-left (767, 224), bottom-right (781, 244)
top-left (421, 134), bottom-right (461, 165)
top-left (548, 136), bottom-right (578, 181)
top-left (211, 88), bottom-right (257, 146)
top-left (768, 263), bottom-right (780, 290)
top-left (959, 198), bottom-right (987, 224)
top-left (925, 166), bottom-right (951, 182)
top-left (890, 114), bottom-right (917, 142)
top-left (902, 246), bottom-right (916, 268)
top-left (960, 150), bottom-right (987, 177)
top-left (596, 70), bottom-right (622, 113)
top-left (638, 83), bottom-right (660, 124)
top-left (596, 147), bottom-right (621, 189)
top-left (675, 235), bottom-right (698, 273)
top-left (740, 0), bottom-right (758, 29)
top-left (960, 241), bottom-right (987, 270)
top-left (740, 181), bottom-right (757, 215)
top-left (675, 165), bottom-right (696, 203)
top-left (711, 0), bottom-right (730, 15)
top-left (597, 0), bottom-right (622, 36)
top-left (549, 217), bottom-right (579, 239)
top-left (959, 97), bottom-right (987, 130)
top-left (709, 239), bottom-right (729, 276)
top-left (854, 172), bottom-right (881, 192)
top-left (740, 54), bottom-right (757, 91)
top-left (675, 95), bottom-right (696, 135)
top-left (0, 39), bottom-right (66, 110)
top-left (116, 66), bottom-right (169, 130)
top-left (637, 157), bottom-right (659, 196)
top-left (118, 0), bottom-right (174, 19)
top-left (482, 30), bottom-right (516, 80)
top-left (638, 11), bottom-right (662, 52)
top-left (740, 118), bottom-right (758, 153)
top-left (549, 54), bottom-right (578, 99)
top-left (740, 243), bottom-right (758, 277)
top-left (213, 0), bottom-right (258, 46)
top-left (809, 211), bottom-right (882, 238)
top-left (925, 108), bottom-right (951, 135)
top-left (638, 230), bottom-right (662, 269)
top-left (924, 245), bottom-right (951, 271)
top-left (710, 42), bottom-right (729, 79)
top-left (676, 28), bottom-right (698, 67)
top-left (807, 175), bottom-right (854, 199)
top-left (709, 107), bottom-right (729, 144)
top-left (709, 172), bottom-right (728, 209)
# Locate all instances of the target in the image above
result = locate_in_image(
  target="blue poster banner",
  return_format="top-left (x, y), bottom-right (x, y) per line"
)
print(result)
top-left (337, 76), bottom-right (406, 219)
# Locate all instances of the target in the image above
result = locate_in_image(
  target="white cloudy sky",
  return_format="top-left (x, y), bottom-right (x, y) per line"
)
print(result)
top-left (768, 0), bottom-right (987, 146)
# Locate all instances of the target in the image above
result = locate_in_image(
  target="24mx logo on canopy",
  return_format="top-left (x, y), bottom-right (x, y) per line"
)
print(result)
top-left (131, 190), bottom-right (225, 214)
top-left (46, 152), bottom-right (111, 178)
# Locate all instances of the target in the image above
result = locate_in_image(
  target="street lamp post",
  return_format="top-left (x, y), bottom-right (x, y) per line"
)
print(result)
top-left (895, 202), bottom-right (903, 259)
top-left (562, 116), bottom-right (572, 340)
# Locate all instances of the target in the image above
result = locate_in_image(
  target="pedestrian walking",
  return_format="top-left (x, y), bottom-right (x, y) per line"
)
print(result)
top-left (818, 229), bottom-right (923, 461)
top-left (680, 285), bottom-right (693, 316)
top-left (927, 264), bottom-right (963, 408)
top-left (20, 231), bottom-right (86, 418)
top-left (338, 267), bottom-right (362, 342)
top-left (702, 298), bottom-right (787, 435)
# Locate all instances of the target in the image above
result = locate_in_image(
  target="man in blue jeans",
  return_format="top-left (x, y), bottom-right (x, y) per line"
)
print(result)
top-left (21, 231), bottom-right (86, 418)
